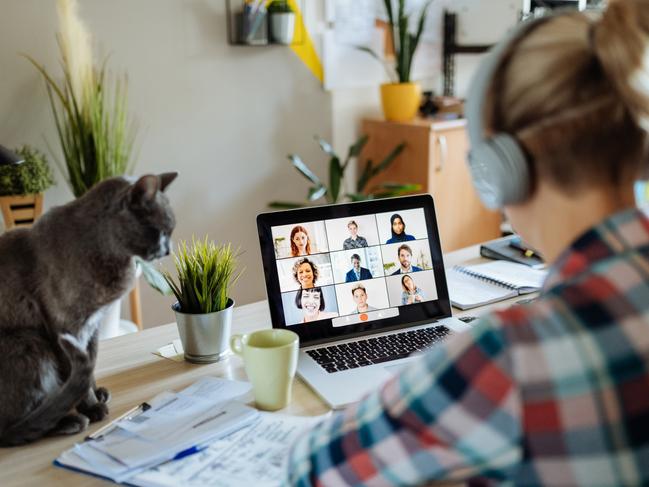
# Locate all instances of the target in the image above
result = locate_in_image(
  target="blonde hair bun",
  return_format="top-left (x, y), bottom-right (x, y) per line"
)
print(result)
top-left (593, 0), bottom-right (649, 129)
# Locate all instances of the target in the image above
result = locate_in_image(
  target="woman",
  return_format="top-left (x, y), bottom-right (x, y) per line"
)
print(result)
top-left (294, 287), bottom-right (337, 323)
top-left (342, 220), bottom-right (368, 250)
top-left (350, 284), bottom-right (378, 314)
top-left (291, 258), bottom-right (318, 289)
top-left (289, 2), bottom-right (649, 485)
top-left (385, 213), bottom-right (415, 244)
top-left (400, 274), bottom-right (424, 305)
top-left (290, 225), bottom-right (311, 257)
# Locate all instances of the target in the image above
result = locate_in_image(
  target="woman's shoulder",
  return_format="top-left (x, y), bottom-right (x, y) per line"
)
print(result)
top-left (406, 234), bottom-right (416, 241)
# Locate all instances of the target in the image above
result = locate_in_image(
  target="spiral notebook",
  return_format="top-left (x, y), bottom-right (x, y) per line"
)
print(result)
top-left (446, 260), bottom-right (548, 310)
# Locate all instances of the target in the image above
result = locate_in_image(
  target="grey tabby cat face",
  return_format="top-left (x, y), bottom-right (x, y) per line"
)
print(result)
top-left (122, 173), bottom-right (177, 260)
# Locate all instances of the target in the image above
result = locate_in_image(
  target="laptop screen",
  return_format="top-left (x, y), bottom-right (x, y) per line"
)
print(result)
top-left (257, 195), bottom-right (451, 346)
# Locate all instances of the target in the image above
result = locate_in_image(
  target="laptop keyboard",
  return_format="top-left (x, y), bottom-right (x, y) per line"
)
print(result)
top-left (306, 325), bottom-right (451, 374)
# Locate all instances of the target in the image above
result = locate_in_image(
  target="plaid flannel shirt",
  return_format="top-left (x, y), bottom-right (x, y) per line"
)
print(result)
top-left (288, 207), bottom-right (649, 486)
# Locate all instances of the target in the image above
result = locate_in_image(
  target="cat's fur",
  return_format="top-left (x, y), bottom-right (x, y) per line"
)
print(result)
top-left (0, 173), bottom-right (177, 446)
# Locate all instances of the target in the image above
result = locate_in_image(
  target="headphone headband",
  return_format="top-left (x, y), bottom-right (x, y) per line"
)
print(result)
top-left (465, 16), bottom-right (553, 209)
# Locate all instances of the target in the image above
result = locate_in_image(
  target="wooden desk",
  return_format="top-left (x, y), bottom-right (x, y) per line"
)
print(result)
top-left (0, 245), bottom-right (523, 486)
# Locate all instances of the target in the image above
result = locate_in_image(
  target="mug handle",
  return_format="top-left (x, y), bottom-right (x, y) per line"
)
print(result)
top-left (230, 334), bottom-right (245, 356)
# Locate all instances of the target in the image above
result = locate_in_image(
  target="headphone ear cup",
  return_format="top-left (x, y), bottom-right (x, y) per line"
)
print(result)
top-left (468, 133), bottom-right (530, 209)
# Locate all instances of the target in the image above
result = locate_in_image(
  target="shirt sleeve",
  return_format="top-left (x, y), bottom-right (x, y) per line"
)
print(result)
top-left (287, 317), bottom-right (522, 486)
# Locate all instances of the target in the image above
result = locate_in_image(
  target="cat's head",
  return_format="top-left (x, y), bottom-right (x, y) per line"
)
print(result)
top-left (122, 173), bottom-right (177, 260)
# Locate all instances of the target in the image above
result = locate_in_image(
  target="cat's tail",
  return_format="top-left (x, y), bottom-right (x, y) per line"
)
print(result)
top-left (0, 334), bottom-right (92, 447)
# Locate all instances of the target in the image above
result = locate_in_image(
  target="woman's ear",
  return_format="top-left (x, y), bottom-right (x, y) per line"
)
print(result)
top-left (159, 172), bottom-right (178, 192)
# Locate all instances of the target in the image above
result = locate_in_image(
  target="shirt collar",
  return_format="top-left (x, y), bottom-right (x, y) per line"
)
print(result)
top-left (543, 207), bottom-right (649, 290)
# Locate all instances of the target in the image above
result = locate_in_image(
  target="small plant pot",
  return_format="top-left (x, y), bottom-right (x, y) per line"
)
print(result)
top-left (380, 82), bottom-right (422, 122)
top-left (0, 193), bottom-right (44, 230)
top-left (270, 12), bottom-right (295, 44)
top-left (173, 299), bottom-right (234, 364)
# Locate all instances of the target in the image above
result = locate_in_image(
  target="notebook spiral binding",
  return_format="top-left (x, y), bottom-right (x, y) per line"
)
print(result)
top-left (452, 265), bottom-right (517, 290)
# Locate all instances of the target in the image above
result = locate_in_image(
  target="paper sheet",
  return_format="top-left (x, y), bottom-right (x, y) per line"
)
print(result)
top-left (63, 377), bottom-right (255, 482)
top-left (153, 339), bottom-right (184, 362)
top-left (132, 412), bottom-right (330, 487)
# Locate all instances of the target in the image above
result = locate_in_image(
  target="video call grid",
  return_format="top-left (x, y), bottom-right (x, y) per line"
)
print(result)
top-left (272, 209), bottom-right (437, 325)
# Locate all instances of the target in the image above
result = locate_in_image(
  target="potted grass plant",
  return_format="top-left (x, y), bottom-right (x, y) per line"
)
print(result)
top-left (360, 0), bottom-right (433, 121)
top-left (163, 237), bottom-right (243, 364)
top-left (25, 0), bottom-right (136, 198)
top-left (0, 145), bottom-right (55, 230)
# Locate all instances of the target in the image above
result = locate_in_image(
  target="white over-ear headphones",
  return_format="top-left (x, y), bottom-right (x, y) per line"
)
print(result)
top-left (465, 16), bottom-right (552, 209)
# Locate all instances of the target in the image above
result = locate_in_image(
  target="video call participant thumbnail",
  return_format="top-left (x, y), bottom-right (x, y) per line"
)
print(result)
top-left (350, 284), bottom-right (377, 314)
top-left (391, 244), bottom-right (422, 275)
top-left (290, 225), bottom-right (312, 256)
top-left (292, 257), bottom-right (318, 289)
top-left (385, 213), bottom-right (416, 244)
top-left (342, 220), bottom-right (369, 249)
top-left (401, 274), bottom-right (424, 305)
top-left (294, 287), bottom-right (337, 323)
top-left (345, 254), bottom-right (373, 282)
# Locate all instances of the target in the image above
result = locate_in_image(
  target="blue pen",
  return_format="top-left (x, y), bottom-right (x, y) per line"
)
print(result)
top-left (172, 444), bottom-right (208, 461)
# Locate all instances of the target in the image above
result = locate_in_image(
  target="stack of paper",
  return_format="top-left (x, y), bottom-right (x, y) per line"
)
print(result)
top-left (56, 377), bottom-right (258, 483)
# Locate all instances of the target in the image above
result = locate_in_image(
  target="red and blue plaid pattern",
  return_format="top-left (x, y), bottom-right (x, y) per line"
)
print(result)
top-left (288, 208), bottom-right (649, 486)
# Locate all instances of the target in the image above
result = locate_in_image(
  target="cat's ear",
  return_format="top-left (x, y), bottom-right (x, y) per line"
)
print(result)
top-left (130, 175), bottom-right (160, 206)
top-left (159, 172), bottom-right (178, 192)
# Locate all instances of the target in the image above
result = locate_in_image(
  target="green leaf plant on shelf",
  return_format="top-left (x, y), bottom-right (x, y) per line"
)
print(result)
top-left (269, 135), bottom-right (421, 209)
top-left (0, 146), bottom-right (55, 197)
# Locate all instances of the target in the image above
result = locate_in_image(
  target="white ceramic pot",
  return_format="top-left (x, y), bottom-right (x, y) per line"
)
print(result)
top-left (270, 12), bottom-right (295, 44)
top-left (98, 299), bottom-right (122, 340)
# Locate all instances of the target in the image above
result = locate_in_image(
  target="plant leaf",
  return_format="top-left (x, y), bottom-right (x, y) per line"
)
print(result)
top-left (268, 201), bottom-right (305, 209)
top-left (314, 136), bottom-right (337, 159)
top-left (343, 134), bottom-right (369, 170)
top-left (372, 142), bottom-right (405, 176)
top-left (356, 46), bottom-right (398, 82)
top-left (356, 159), bottom-right (374, 193)
top-left (289, 154), bottom-right (322, 186)
top-left (308, 185), bottom-right (327, 201)
top-left (329, 156), bottom-right (343, 203)
top-left (346, 192), bottom-right (373, 202)
top-left (136, 257), bottom-right (174, 296)
top-left (369, 182), bottom-right (422, 198)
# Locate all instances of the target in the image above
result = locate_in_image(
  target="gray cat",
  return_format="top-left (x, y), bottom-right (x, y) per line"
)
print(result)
top-left (0, 173), bottom-right (177, 446)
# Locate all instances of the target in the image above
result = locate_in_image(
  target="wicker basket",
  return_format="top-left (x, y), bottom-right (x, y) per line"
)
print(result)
top-left (0, 193), bottom-right (44, 230)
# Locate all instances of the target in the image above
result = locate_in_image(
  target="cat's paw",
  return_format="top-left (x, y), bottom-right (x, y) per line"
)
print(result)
top-left (95, 387), bottom-right (111, 404)
top-left (50, 413), bottom-right (90, 436)
top-left (78, 402), bottom-right (109, 423)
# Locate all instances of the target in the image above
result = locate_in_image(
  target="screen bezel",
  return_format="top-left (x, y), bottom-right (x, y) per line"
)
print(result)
top-left (256, 195), bottom-right (452, 347)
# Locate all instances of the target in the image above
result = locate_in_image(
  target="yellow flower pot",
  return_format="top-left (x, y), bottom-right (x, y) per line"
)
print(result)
top-left (380, 82), bottom-right (422, 122)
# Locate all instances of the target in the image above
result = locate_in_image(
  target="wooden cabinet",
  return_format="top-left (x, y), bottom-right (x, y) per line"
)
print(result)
top-left (360, 118), bottom-right (502, 252)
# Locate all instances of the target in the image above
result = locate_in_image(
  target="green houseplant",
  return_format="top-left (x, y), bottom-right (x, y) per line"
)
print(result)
top-left (0, 145), bottom-right (55, 230)
top-left (268, 0), bottom-right (295, 44)
top-left (164, 237), bottom-right (243, 363)
top-left (25, 0), bottom-right (136, 198)
top-left (269, 135), bottom-right (420, 208)
top-left (360, 0), bottom-right (433, 121)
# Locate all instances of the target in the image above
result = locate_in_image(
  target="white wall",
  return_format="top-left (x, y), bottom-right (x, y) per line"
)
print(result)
top-left (0, 0), bottom-right (331, 327)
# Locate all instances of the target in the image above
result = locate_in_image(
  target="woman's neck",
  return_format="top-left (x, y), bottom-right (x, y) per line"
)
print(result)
top-left (509, 181), bottom-right (636, 264)
top-left (357, 303), bottom-right (368, 312)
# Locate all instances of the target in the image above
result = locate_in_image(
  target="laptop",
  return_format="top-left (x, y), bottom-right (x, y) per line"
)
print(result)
top-left (256, 195), bottom-right (470, 409)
